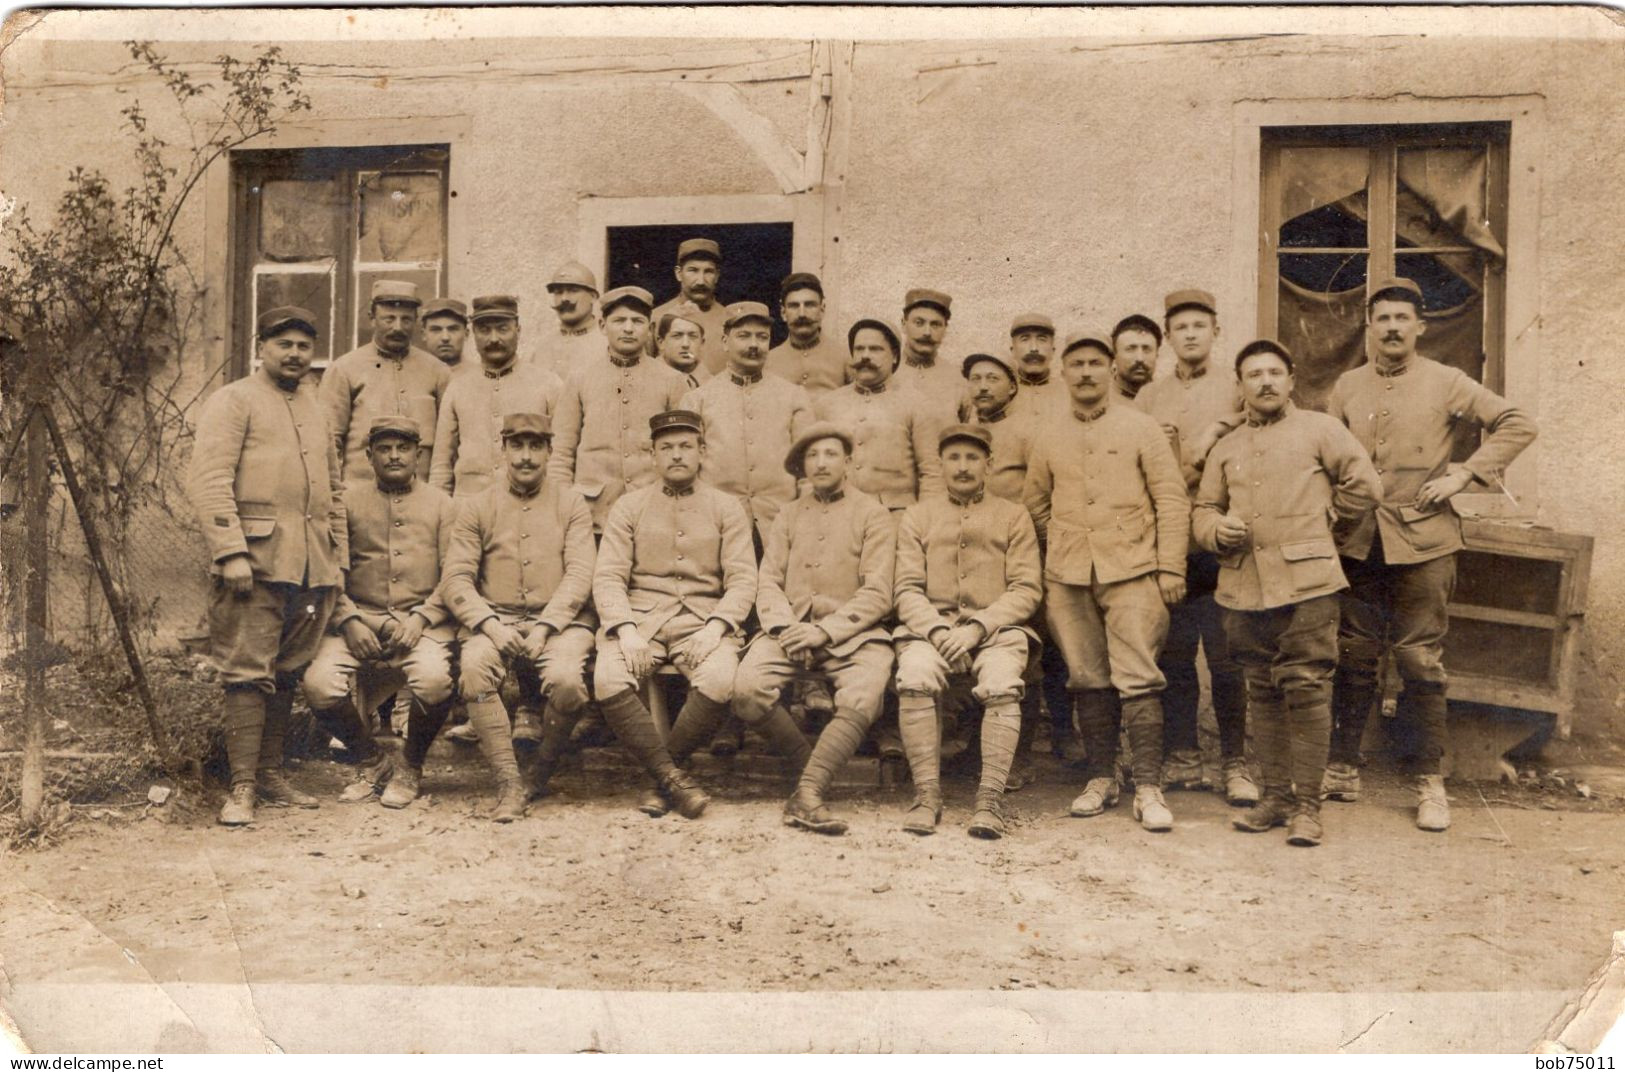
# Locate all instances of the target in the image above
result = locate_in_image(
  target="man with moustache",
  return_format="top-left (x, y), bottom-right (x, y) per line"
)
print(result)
top-left (680, 301), bottom-right (815, 539)
top-left (650, 239), bottom-right (730, 376)
top-left (551, 287), bottom-right (690, 532)
top-left (1025, 329), bottom-right (1189, 832)
top-left (1323, 277), bottom-right (1537, 831)
top-left (766, 272), bottom-right (846, 395)
top-left (188, 307), bottom-right (347, 826)
top-left (1008, 313), bottom-right (1064, 423)
top-left (1193, 340), bottom-right (1381, 847)
top-left (733, 422), bottom-right (897, 834)
top-left (893, 424), bottom-right (1042, 838)
top-left (321, 280), bottom-right (450, 484)
top-left (300, 416), bottom-right (459, 806)
top-left (1110, 313), bottom-right (1161, 405)
top-left (1134, 289), bottom-right (1252, 800)
top-left (430, 295), bottom-right (563, 499)
top-left (592, 411), bottom-right (758, 819)
top-left (657, 303), bottom-right (707, 390)
top-left (543, 261), bottom-right (604, 381)
top-left (421, 298), bottom-right (470, 374)
top-left (815, 318), bottom-right (943, 511)
top-left (893, 288), bottom-right (964, 424)
top-left (963, 352), bottom-right (1075, 780)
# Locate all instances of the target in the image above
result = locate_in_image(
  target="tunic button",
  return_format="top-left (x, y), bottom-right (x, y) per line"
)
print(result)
top-left (394, 521), bottom-right (402, 527)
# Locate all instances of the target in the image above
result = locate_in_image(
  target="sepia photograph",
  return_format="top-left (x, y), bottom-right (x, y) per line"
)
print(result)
top-left (0, 3), bottom-right (1622, 1055)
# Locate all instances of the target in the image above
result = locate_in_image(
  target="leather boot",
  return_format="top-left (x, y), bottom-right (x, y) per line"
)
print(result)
top-left (1287, 798), bottom-right (1324, 846)
top-left (1416, 774), bottom-right (1451, 832)
top-left (967, 790), bottom-right (1006, 840)
top-left (257, 769), bottom-right (319, 808)
top-left (783, 785), bottom-right (848, 835)
top-left (1233, 789), bottom-right (1295, 833)
top-left (601, 690), bottom-right (708, 818)
top-left (217, 782), bottom-right (257, 826)
top-left (379, 763), bottom-right (421, 809)
top-left (660, 768), bottom-right (710, 819)
top-left (339, 750), bottom-right (396, 803)
top-left (902, 784), bottom-right (942, 836)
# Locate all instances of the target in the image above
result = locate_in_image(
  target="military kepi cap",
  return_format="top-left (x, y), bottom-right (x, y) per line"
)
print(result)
top-left (962, 352), bottom-right (1017, 380)
top-left (421, 297), bottom-right (468, 323)
top-left (371, 279), bottom-right (421, 307)
top-left (649, 409), bottom-right (704, 440)
top-left (1061, 329), bottom-right (1114, 357)
top-left (257, 305), bottom-right (319, 339)
top-left (1234, 337), bottom-right (1295, 374)
top-left (1010, 312), bottom-right (1055, 337)
top-left (938, 423), bottom-right (992, 454)
top-left (367, 415), bottom-right (422, 444)
top-left (470, 295), bottom-right (520, 323)
top-left (600, 286), bottom-right (654, 316)
top-left (546, 261), bottom-right (599, 294)
top-left (723, 301), bottom-right (773, 330)
top-left (1369, 276), bottom-right (1425, 303)
top-left (1164, 288), bottom-right (1217, 317)
top-left (785, 421), bottom-right (855, 478)
top-left (780, 272), bottom-right (824, 299)
top-left (500, 412), bottom-right (552, 441)
top-left (676, 238), bottom-right (722, 265)
top-left (903, 288), bottom-right (953, 318)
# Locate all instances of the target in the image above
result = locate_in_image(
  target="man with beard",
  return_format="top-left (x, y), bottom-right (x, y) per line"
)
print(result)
top-left (767, 272), bottom-right (846, 395)
top-left (440, 412), bottom-right (597, 821)
top-left (1025, 330), bottom-right (1189, 833)
top-left (421, 298), bottom-right (470, 374)
top-left (893, 424), bottom-right (1042, 838)
top-left (1323, 277), bottom-right (1537, 831)
top-left (543, 261), bottom-right (603, 381)
top-left (657, 303), bottom-right (706, 390)
top-left (300, 416), bottom-right (458, 806)
top-left (1008, 313), bottom-right (1064, 423)
top-left (551, 286), bottom-right (691, 532)
top-left (430, 295), bottom-right (563, 499)
top-left (188, 307), bottom-right (347, 826)
top-left (322, 280), bottom-right (449, 484)
top-left (1110, 313), bottom-right (1161, 405)
top-left (892, 288), bottom-right (963, 424)
top-left (650, 239), bottom-right (729, 376)
top-left (680, 301), bottom-right (815, 539)
top-left (592, 410), bottom-right (758, 819)
top-left (1193, 340), bottom-right (1380, 847)
top-left (734, 422), bottom-right (897, 835)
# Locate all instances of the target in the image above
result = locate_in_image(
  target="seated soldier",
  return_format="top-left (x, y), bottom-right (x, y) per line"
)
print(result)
top-left (301, 417), bottom-right (459, 805)
top-left (733, 422), bottom-right (898, 835)
top-left (592, 410), bottom-right (758, 820)
top-left (892, 424), bottom-right (1043, 838)
top-left (439, 412), bottom-right (597, 821)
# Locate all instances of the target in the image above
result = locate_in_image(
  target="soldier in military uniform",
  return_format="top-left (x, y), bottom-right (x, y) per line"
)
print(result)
top-left (1025, 333), bottom-right (1190, 832)
top-left (591, 410), bottom-right (758, 819)
top-left (893, 424), bottom-right (1042, 838)
top-left (893, 288), bottom-right (964, 424)
top-left (550, 286), bottom-right (690, 532)
top-left (1193, 340), bottom-right (1381, 846)
top-left (300, 416), bottom-right (459, 806)
top-left (430, 295), bottom-right (562, 499)
top-left (439, 412), bottom-right (597, 821)
top-left (543, 261), bottom-right (604, 381)
top-left (734, 422), bottom-right (897, 835)
top-left (421, 298), bottom-right (469, 373)
top-left (1008, 313), bottom-right (1064, 424)
top-left (1109, 313), bottom-right (1161, 405)
top-left (650, 239), bottom-right (730, 376)
top-left (766, 272), bottom-right (846, 395)
top-left (656, 303), bottom-right (706, 389)
top-left (188, 306), bottom-right (347, 826)
top-left (1324, 277), bottom-right (1537, 831)
top-left (321, 280), bottom-right (449, 484)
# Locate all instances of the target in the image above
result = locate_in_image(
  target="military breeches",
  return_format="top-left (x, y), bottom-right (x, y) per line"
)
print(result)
top-left (733, 636), bottom-right (893, 725)
top-left (460, 618), bottom-right (593, 712)
top-left (593, 611), bottom-right (741, 704)
top-left (302, 630), bottom-right (454, 709)
top-left (209, 579), bottom-right (338, 694)
top-left (894, 629), bottom-right (1028, 704)
top-left (1044, 574), bottom-right (1168, 698)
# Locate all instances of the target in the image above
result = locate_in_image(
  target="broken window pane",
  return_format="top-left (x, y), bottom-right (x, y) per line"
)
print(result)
top-left (1276, 253), bottom-right (1367, 412)
top-left (254, 268), bottom-right (334, 363)
top-left (1277, 146), bottom-right (1370, 249)
top-left (357, 172), bottom-right (443, 263)
top-left (259, 177), bottom-right (342, 262)
top-left (1397, 147), bottom-right (1503, 259)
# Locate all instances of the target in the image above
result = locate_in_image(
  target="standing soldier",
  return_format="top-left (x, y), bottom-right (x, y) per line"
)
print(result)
top-left (300, 416), bottom-right (459, 805)
top-left (893, 424), bottom-right (1042, 838)
top-left (421, 298), bottom-right (470, 374)
top-left (1134, 289), bottom-right (1252, 801)
top-left (650, 239), bottom-right (729, 376)
top-left (430, 295), bottom-right (562, 499)
top-left (1324, 277), bottom-right (1537, 831)
top-left (733, 422), bottom-right (898, 835)
top-left (656, 303), bottom-right (707, 390)
top-left (1008, 313), bottom-right (1064, 423)
top-left (767, 272), bottom-right (846, 395)
top-left (188, 306), bottom-right (347, 826)
top-left (591, 411), bottom-right (758, 819)
top-left (550, 286), bottom-right (690, 532)
top-left (893, 288), bottom-right (963, 423)
top-left (439, 412), bottom-right (597, 820)
top-left (680, 301), bottom-right (816, 539)
top-left (1025, 329), bottom-right (1190, 832)
top-left (321, 280), bottom-right (449, 484)
top-left (542, 261), bottom-right (603, 381)
top-left (1109, 314), bottom-right (1160, 406)
top-left (1193, 340), bottom-right (1381, 846)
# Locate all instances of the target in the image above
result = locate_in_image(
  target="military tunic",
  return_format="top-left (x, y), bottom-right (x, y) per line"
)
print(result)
top-left (815, 382), bottom-right (943, 509)
top-left (430, 358), bottom-right (563, 499)
top-left (766, 333), bottom-right (848, 395)
top-left (320, 342), bottom-right (450, 484)
top-left (680, 370), bottom-right (816, 531)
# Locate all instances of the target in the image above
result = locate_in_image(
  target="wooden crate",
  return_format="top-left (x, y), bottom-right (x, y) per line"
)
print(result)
top-left (1445, 519), bottom-right (1594, 738)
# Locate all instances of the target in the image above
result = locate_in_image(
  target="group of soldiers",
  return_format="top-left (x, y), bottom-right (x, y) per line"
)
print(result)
top-left (187, 234), bottom-right (1537, 847)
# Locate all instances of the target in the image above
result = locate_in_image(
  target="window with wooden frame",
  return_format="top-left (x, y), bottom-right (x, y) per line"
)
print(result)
top-left (1258, 124), bottom-right (1510, 433)
top-left (229, 144), bottom-right (450, 375)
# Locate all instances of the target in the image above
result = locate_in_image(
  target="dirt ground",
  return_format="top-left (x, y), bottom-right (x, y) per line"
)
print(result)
top-left (3, 737), bottom-right (1624, 1054)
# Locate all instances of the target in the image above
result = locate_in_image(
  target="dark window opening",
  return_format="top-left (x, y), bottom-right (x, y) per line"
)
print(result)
top-left (606, 222), bottom-right (795, 347)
